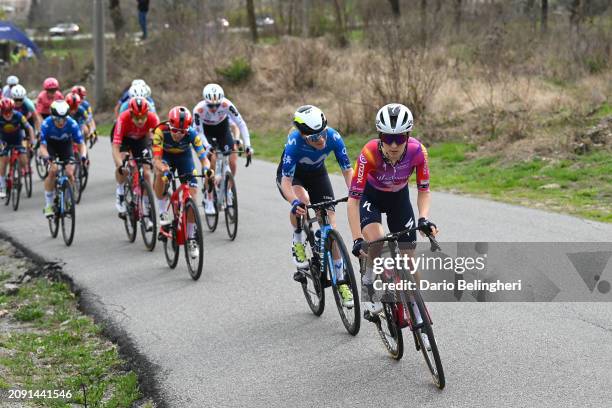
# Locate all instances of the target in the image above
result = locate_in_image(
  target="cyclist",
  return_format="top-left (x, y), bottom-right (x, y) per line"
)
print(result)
top-left (2, 75), bottom-right (20, 98)
top-left (153, 106), bottom-right (210, 258)
top-left (36, 77), bottom-right (64, 120)
top-left (65, 93), bottom-right (90, 137)
top-left (112, 97), bottom-right (159, 216)
top-left (0, 98), bottom-right (34, 199)
top-left (276, 105), bottom-right (354, 307)
top-left (114, 79), bottom-right (147, 117)
top-left (38, 100), bottom-right (87, 217)
top-left (347, 103), bottom-right (437, 321)
top-left (118, 84), bottom-right (157, 114)
top-left (70, 85), bottom-right (97, 144)
top-left (11, 85), bottom-right (41, 136)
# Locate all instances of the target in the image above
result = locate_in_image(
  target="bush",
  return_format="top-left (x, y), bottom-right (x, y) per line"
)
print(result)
top-left (216, 57), bottom-right (253, 84)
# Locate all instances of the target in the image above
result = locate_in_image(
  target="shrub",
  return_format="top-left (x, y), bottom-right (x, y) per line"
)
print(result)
top-left (216, 57), bottom-right (253, 84)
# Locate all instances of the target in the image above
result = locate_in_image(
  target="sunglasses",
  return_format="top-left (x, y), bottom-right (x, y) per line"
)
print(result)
top-left (169, 125), bottom-right (186, 134)
top-left (380, 133), bottom-right (408, 145)
top-left (46, 89), bottom-right (58, 93)
top-left (131, 113), bottom-right (147, 121)
top-left (206, 103), bottom-right (220, 109)
top-left (305, 130), bottom-right (326, 142)
top-left (52, 115), bottom-right (66, 122)
top-left (13, 99), bottom-right (23, 103)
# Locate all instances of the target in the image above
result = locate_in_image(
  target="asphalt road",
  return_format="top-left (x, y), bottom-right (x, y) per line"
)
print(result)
top-left (1, 139), bottom-right (611, 408)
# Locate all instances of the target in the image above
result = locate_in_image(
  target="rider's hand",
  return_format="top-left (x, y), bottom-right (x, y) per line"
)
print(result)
top-left (81, 155), bottom-right (88, 166)
top-left (42, 155), bottom-right (50, 166)
top-left (418, 217), bottom-right (438, 237)
top-left (291, 199), bottom-right (306, 216)
top-left (352, 238), bottom-right (365, 258)
top-left (246, 146), bottom-right (252, 155)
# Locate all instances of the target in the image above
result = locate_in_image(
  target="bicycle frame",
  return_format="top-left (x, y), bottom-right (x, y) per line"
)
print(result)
top-left (54, 161), bottom-right (71, 216)
top-left (159, 174), bottom-right (195, 246)
top-left (7, 148), bottom-right (20, 187)
top-left (122, 155), bottom-right (150, 221)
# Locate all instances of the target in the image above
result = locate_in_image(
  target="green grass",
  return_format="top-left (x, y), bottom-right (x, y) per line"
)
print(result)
top-left (0, 277), bottom-right (146, 407)
top-left (96, 122), bottom-right (113, 137)
top-left (250, 132), bottom-right (611, 222)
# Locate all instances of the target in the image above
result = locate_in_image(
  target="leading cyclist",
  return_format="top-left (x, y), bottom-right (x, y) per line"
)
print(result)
top-left (347, 103), bottom-right (438, 321)
top-left (0, 98), bottom-right (34, 199)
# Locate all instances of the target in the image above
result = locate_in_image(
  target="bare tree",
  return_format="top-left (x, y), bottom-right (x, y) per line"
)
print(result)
top-left (332, 0), bottom-right (348, 47)
top-left (454, 0), bottom-right (462, 34)
top-left (541, 0), bottom-right (548, 33)
top-left (109, 0), bottom-right (125, 40)
top-left (388, 0), bottom-right (400, 17)
top-left (420, 0), bottom-right (427, 45)
top-left (246, 0), bottom-right (258, 43)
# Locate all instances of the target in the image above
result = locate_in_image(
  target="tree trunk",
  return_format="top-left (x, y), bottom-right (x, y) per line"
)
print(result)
top-left (540, 0), bottom-right (548, 33)
top-left (302, 0), bottom-right (311, 37)
top-left (332, 0), bottom-right (348, 47)
top-left (569, 0), bottom-right (584, 32)
top-left (454, 0), bottom-right (462, 35)
top-left (420, 0), bottom-right (427, 45)
top-left (388, 0), bottom-right (400, 17)
top-left (246, 0), bottom-right (258, 43)
top-left (109, 0), bottom-right (125, 41)
top-left (287, 0), bottom-right (294, 35)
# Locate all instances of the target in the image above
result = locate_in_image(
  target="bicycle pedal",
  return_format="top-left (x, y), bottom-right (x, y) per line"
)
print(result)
top-left (363, 310), bottom-right (380, 324)
top-left (118, 212), bottom-right (126, 220)
top-left (293, 270), bottom-right (307, 284)
top-left (322, 278), bottom-right (332, 288)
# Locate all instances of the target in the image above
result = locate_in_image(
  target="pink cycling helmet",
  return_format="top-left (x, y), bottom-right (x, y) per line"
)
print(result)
top-left (43, 77), bottom-right (60, 91)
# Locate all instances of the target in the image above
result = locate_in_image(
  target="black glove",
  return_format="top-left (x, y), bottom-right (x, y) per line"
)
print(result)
top-left (352, 238), bottom-right (364, 257)
top-left (291, 199), bottom-right (303, 215)
top-left (418, 217), bottom-right (437, 235)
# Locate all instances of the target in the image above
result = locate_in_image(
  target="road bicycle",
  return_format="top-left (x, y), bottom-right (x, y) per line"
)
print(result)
top-left (88, 129), bottom-right (98, 149)
top-left (296, 197), bottom-right (361, 335)
top-left (33, 138), bottom-right (48, 180)
top-left (72, 143), bottom-right (89, 204)
top-left (202, 144), bottom-right (251, 241)
top-left (2, 145), bottom-right (23, 211)
top-left (159, 171), bottom-right (206, 280)
top-left (120, 152), bottom-right (157, 251)
top-left (360, 226), bottom-right (445, 388)
top-left (47, 158), bottom-right (76, 246)
top-left (23, 143), bottom-right (33, 198)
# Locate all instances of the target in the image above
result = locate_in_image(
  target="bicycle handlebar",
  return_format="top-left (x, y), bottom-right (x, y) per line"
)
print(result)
top-left (306, 196), bottom-right (348, 210)
top-left (363, 225), bottom-right (441, 253)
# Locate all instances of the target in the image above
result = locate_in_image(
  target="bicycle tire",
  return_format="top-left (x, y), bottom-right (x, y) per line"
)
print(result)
top-left (48, 196), bottom-right (60, 238)
top-left (301, 223), bottom-right (325, 316)
top-left (139, 180), bottom-right (157, 251)
top-left (163, 202), bottom-right (180, 269)
top-left (11, 160), bottom-right (21, 211)
top-left (123, 181), bottom-right (137, 243)
top-left (412, 290), bottom-right (445, 389)
top-left (224, 172), bottom-right (238, 240)
top-left (375, 302), bottom-right (404, 360)
top-left (74, 162), bottom-right (83, 204)
top-left (204, 184), bottom-right (218, 232)
top-left (183, 198), bottom-right (204, 280)
top-left (80, 162), bottom-right (89, 191)
top-left (60, 180), bottom-right (76, 246)
top-left (325, 229), bottom-right (361, 336)
top-left (35, 153), bottom-right (47, 180)
top-left (24, 160), bottom-right (32, 198)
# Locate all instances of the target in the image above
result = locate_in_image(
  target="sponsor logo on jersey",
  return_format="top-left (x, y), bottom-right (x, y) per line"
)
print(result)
top-left (229, 105), bottom-right (238, 117)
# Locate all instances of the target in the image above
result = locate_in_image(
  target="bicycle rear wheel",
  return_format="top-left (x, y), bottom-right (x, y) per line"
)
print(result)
top-left (375, 302), bottom-right (404, 360)
top-left (139, 181), bottom-right (157, 251)
top-left (80, 162), bottom-right (89, 191)
top-left (204, 185), bottom-right (218, 232)
top-left (35, 153), bottom-right (47, 180)
top-left (301, 224), bottom-right (325, 316)
top-left (224, 172), bottom-right (238, 240)
top-left (183, 198), bottom-right (204, 280)
top-left (123, 182), bottom-right (137, 243)
top-left (11, 160), bottom-right (21, 211)
top-left (60, 181), bottom-right (76, 246)
top-left (163, 203), bottom-right (180, 268)
top-left (411, 290), bottom-right (445, 389)
top-left (325, 229), bottom-right (360, 336)
top-left (73, 162), bottom-right (83, 204)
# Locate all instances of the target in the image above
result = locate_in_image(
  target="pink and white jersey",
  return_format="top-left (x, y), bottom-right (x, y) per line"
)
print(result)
top-left (192, 98), bottom-right (251, 147)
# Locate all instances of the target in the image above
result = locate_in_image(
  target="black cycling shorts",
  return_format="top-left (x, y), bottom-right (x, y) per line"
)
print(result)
top-left (276, 163), bottom-right (335, 210)
top-left (359, 182), bottom-right (416, 243)
top-left (203, 117), bottom-right (235, 152)
top-left (119, 137), bottom-right (150, 158)
top-left (46, 139), bottom-right (74, 162)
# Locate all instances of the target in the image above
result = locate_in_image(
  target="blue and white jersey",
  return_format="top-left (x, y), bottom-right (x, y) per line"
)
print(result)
top-left (280, 127), bottom-right (351, 177)
top-left (40, 116), bottom-right (83, 145)
top-left (119, 97), bottom-right (157, 114)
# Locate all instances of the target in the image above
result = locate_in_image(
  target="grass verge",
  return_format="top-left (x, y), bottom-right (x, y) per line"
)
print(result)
top-left (249, 132), bottom-right (611, 222)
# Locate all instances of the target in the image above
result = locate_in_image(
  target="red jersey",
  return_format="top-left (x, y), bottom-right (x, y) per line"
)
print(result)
top-left (112, 110), bottom-right (160, 144)
top-left (35, 90), bottom-right (64, 115)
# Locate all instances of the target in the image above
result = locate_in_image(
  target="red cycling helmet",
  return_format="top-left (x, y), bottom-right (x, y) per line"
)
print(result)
top-left (71, 85), bottom-right (87, 98)
top-left (0, 97), bottom-right (15, 114)
top-left (168, 106), bottom-right (192, 131)
top-left (65, 92), bottom-right (81, 110)
top-left (43, 77), bottom-right (60, 91)
top-left (129, 97), bottom-right (149, 117)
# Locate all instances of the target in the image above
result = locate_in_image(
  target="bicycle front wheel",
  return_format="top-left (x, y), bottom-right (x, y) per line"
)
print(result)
top-left (60, 181), bottom-right (76, 246)
top-left (301, 224), bottom-right (325, 316)
top-left (204, 185), bottom-right (218, 232)
top-left (73, 162), bottom-right (83, 204)
top-left (412, 290), bottom-right (445, 389)
top-left (325, 229), bottom-right (360, 336)
top-left (24, 160), bottom-right (32, 198)
top-left (139, 181), bottom-right (157, 251)
top-left (48, 199), bottom-right (59, 239)
top-left (163, 202), bottom-right (180, 269)
top-left (183, 198), bottom-right (204, 280)
top-left (123, 182), bottom-right (137, 243)
top-left (376, 302), bottom-right (404, 360)
top-left (11, 160), bottom-right (21, 211)
top-left (80, 162), bottom-right (89, 191)
top-left (224, 172), bottom-right (238, 240)
top-left (35, 152), bottom-right (47, 180)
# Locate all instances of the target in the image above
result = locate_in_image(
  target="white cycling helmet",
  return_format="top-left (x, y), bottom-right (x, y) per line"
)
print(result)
top-left (128, 84), bottom-right (148, 98)
top-left (10, 84), bottom-right (27, 99)
top-left (6, 75), bottom-right (19, 86)
top-left (131, 79), bottom-right (146, 87)
top-left (293, 105), bottom-right (327, 135)
top-left (202, 83), bottom-right (224, 104)
top-left (143, 84), bottom-right (152, 98)
top-left (375, 103), bottom-right (413, 134)
top-left (50, 100), bottom-right (70, 118)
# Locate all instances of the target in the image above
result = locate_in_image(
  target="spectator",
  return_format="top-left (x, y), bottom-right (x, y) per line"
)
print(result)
top-left (137, 0), bottom-right (150, 40)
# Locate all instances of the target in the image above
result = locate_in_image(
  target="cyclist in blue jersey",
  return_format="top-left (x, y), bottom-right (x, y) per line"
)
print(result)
top-left (10, 85), bottom-right (41, 143)
top-left (276, 105), bottom-right (354, 305)
top-left (39, 100), bottom-right (87, 217)
top-left (71, 86), bottom-right (97, 143)
top-left (118, 84), bottom-right (156, 114)
top-left (0, 98), bottom-right (33, 199)
top-left (65, 93), bottom-right (90, 136)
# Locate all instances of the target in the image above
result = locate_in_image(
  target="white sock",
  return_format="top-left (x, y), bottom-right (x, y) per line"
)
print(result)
top-left (142, 195), bottom-right (150, 214)
top-left (334, 259), bottom-right (345, 281)
top-left (187, 222), bottom-right (196, 238)
top-left (116, 184), bottom-right (124, 196)
top-left (0, 176), bottom-right (5, 189)
top-left (293, 230), bottom-right (303, 243)
top-left (409, 295), bottom-right (423, 324)
top-left (44, 190), bottom-right (54, 206)
top-left (157, 197), bottom-right (168, 214)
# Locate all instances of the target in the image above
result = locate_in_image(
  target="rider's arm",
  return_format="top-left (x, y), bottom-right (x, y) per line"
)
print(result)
top-left (151, 127), bottom-right (166, 172)
top-left (192, 106), bottom-right (211, 147)
top-left (347, 144), bottom-right (376, 241)
top-left (70, 120), bottom-right (87, 158)
top-left (414, 143), bottom-right (431, 220)
top-left (226, 102), bottom-right (251, 148)
top-left (112, 117), bottom-right (125, 167)
top-left (20, 115), bottom-right (34, 143)
top-left (191, 133), bottom-right (210, 170)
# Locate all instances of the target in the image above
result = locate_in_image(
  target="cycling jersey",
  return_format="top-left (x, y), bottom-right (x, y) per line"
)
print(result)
top-left (69, 106), bottom-right (89, 127)
top-left (35, 90), bottom-right (64, 116)
top-left (0, 111), bottom-right (30, 154)
top-left (349, 138), bottom-right (429, 199)
top-left (116, 88), bottom-right (131, 106)
top-left (193, 98), bottom-right (251, 147)
top-left (13, 98), bottom-right (36, 121)
top-left (152, 124), bottom-right (207, 160)
top-left (112, 110), bottom-right (159, 144)
top-left (118, 97), bottom-right (157, 115)
top-left (2, 85), bottom-right (14, 98)
top-left (40, 116), bottom-right (83, 145)
top-left (280, 127), bottom-right (352, 178)
top-left (79, 100), bottom-right (94, 124)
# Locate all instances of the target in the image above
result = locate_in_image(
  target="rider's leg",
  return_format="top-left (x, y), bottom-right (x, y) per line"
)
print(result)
top-left (44, 164), bottom-right (58, 213)
top-left (0, 155), bottom-right (8, 194)
top-left (229, 151), bottom-right (237, 176)
top-left (153, 166), bottom-right (169, 218)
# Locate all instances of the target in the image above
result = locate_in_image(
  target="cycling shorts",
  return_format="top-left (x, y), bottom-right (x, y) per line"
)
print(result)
top-left (203, 117), bottom-right (234, 152)
top-left (46, 139), bottom-right (74, 162)
top-left (163, 151), bottom-right (197, 187)
top-left (276, 163), bottom-right (335, 210)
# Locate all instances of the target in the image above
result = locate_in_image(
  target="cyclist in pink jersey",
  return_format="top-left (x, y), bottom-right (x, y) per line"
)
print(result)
top-left (347, 103), bottom-right (438, 321)
top-left (35, 78), bottom-right (64, 119)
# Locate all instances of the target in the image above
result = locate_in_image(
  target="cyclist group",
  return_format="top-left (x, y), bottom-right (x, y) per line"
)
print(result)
top-left (1, 73), bottom-right (438, 324)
